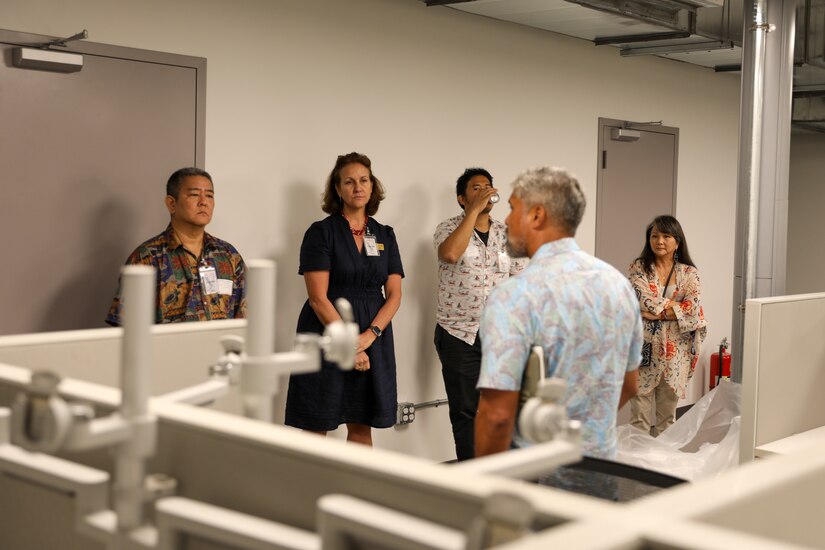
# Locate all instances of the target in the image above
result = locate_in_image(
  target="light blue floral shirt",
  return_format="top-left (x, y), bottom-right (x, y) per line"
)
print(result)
top-left (477, 238), bottom-right (643, 459)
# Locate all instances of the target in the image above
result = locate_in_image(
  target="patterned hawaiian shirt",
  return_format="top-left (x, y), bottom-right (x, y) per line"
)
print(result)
top-left (627, 259), bottom-right (707, 399)
top-left (106, 224), bottom-right (246, 325)
top-left (477, 238), bottom-right (643, 459)
top-left (433, 213), bottom-right (527, 345)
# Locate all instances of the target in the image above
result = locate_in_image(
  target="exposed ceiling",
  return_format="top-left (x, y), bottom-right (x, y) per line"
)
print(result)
top-left (432, 0), bottom-right (742, 69)
top-left (426, 0), bottom-right (825, 130)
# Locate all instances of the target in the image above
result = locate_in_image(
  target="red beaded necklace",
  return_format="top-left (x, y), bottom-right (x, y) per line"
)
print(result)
top-left (342, 213), bottom-right (368, 236)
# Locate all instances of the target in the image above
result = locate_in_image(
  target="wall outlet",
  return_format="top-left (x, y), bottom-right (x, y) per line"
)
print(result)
top-left (396, 402), bottom-right (416, 425)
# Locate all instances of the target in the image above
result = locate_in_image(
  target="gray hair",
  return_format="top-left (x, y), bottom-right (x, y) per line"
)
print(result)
top-left (511, 167), bottom-right (586, 235)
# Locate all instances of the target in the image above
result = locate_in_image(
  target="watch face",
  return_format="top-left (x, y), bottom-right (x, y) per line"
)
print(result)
top-left (371, 326), bottom-right (381, 336)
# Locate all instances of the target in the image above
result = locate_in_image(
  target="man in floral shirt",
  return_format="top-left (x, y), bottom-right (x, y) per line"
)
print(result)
top-left (107, 167), bottom-right (246, 326)
top-left (433, 167), bottom-right (526, 461)
top-left (475, 167), bottom-right (642, 460)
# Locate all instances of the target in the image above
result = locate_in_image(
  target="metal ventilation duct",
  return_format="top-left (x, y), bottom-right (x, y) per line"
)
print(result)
top-left (426, 0), bottom-right (825, 131)
top-left (793, 94), bottom-right (825, 132)
top-left (428, 0), bottom-right (743, 69)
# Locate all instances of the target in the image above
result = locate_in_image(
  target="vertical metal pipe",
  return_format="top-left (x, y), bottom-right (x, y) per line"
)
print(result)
top-left (731, 0), bottom-right (768, 382)
top-left (243, 260), bottom-right (277, 421)
top-left (732, 0), bottom-right (796, 382)
top-left (767, 0), bottom-right (797, 298)
top-left (744, 0), bottom-right (768, 305)
top-left (115, 265), bottom-right (155, 530)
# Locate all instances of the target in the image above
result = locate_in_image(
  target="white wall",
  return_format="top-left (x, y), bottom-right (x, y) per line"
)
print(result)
top-left (2, 0), bottom-right (740, 455)
top-left (787, 132), bottom-right (825, 295)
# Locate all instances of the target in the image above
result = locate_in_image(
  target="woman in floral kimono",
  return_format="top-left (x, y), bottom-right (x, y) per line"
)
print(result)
top-left (627, 215), bottom-right (707, 436)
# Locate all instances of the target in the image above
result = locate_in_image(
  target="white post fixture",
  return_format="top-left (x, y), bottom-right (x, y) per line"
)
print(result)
top-left (114, 265), bottom-right (157, 531)
top-left (238, 260), bottom-right (357, 423)
top-left (242, 260), bottom-right (278, 421)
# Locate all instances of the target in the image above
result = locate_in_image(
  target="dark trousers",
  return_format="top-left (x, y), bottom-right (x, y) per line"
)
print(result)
top-left (434, 324), bottom-right (482, 461)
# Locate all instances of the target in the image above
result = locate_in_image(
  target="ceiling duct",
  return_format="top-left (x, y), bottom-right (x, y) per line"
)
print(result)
top-left (606, 0), bottom-right (742, 60)
top-left (800, 0), bottom-right (825, 69)
top-left (565, 0), bottom-right (710, 33)
top-left (428, 0), bottom-right (743, 69)
top-left (428, 0), bottom-right (825, 109)
top-left (792, 94), bottom-right (825, 133)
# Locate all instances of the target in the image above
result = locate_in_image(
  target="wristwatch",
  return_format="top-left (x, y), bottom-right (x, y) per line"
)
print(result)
top-left (369, 325), bottom-right (382, 337)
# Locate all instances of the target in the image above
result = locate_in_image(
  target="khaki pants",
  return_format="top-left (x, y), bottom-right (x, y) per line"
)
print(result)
top-left (629, 374), bottom-right (679, 437)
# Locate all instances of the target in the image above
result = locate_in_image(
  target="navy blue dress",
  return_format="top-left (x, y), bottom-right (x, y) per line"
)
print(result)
top-left (285, 215), bottom-right (404, 430)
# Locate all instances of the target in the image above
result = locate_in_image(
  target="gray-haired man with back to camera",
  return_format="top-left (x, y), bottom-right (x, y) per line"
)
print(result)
top-left (475, 166), bottom-right (643, 460)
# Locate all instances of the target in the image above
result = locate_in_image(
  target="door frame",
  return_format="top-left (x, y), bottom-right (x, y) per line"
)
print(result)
top-left (0, 28), bottom-right (206, 166)
top-left (595, 117), bottom-right (680, 260)
top-left (0, 28), bottom-right (208, 334)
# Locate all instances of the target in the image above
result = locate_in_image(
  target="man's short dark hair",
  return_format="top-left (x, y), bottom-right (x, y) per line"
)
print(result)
top-left (456, 167), bottom-right (493, 196)
top-left (167, 167), bottom-right (213, 199)
top-left (455, 167), bottom-right (493, 209)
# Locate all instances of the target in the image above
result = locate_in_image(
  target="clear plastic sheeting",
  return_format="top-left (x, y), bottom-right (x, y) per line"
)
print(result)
top-left (615, 380), bottom-right (741, 481)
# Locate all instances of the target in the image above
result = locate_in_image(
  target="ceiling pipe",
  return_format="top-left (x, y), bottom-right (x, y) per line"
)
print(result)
top-left (620, 40), bottom-right (735, 56)
top-left (594, 31), bottom-right (691, 45)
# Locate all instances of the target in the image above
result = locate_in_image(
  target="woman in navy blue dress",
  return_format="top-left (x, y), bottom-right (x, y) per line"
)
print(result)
top-left (285, 152), bottom-right (404, 445)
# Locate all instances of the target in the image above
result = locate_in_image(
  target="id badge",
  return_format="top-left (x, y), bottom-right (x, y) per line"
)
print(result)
top-left (199, 264), bottom-right (219, 294)
top-left (497, 252), bottom-right (510, 273)
top-left (364, 235), bottom-right (380, 257)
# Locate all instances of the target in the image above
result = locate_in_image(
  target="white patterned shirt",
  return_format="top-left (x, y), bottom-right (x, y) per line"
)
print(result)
top-left (434, 213), bottom-right (527, 345)
top-left (477, 238), bottom-right (643, 459)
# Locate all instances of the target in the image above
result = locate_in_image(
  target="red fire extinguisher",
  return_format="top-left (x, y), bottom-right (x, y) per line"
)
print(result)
top-left (709, 337), bottom-right (731, 390)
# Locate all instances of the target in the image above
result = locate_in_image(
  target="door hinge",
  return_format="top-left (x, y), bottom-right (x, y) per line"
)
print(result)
top-left (601, 150), bottom-right (607, 169)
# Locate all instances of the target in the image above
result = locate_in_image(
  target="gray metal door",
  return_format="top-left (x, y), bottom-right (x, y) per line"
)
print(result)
top-left (595, 118), bottom-right (678, 274)
top-left (0, 30), bottom-right (206, 335)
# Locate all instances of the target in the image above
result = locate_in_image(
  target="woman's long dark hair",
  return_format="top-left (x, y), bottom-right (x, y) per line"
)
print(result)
top-left (636, 215), bottom-right (696, 274)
